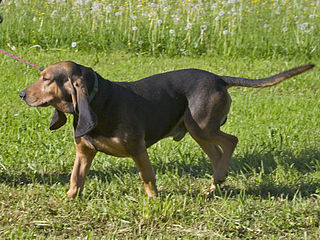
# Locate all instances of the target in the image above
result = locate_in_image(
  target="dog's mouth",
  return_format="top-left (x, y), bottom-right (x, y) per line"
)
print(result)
top-left (38, 101), bottom-right (49, 107)
top-left (24, 98), bottom-right (49, 107)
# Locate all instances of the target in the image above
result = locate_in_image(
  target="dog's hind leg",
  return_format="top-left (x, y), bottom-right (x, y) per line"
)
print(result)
top-left (193, 139), bottom-right (222, 193)
top-left (192, 131), bottom-right (238, 194)
top-left (191, 131), bottom-right (238, 194)
top-left (208, 131), bottom-right (238, 191)
top-left (183, 88), bottom-right (238, 193)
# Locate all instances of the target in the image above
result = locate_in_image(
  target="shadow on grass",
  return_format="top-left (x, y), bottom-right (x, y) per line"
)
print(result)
top-left (0, 172), bottom-right (71, 186)
top-left (1, 148), bottom-right (319, 199)
top-left (243, 182), bottom-right (320, 199)
top-left (229, 148), bottom-right (320, 175)
top-left (217, 180), bottom-right (320, 199)
top-left (153, 147), bottom-right (319, 177)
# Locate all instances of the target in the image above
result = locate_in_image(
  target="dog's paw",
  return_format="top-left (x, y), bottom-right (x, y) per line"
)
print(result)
top-left (203, 185), bottom-right (216, 195)
top-left (67, 188), bottom-right (80, 198)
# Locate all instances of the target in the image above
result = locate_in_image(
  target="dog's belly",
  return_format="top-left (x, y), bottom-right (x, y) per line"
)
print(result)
top-left (144, 120), bottom-right (187, 148)
top-left (166, 121), bottom-right (187, 142)
top-left (92, 136), bottom-right (130, 157)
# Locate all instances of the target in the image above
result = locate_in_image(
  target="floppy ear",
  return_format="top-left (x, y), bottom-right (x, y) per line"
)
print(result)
top-left (49, 109), bottom-right (67, 130)
top-left (72, 76), bottom-right (98, 138)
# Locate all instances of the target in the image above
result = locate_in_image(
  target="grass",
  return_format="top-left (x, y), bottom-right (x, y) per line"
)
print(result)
top-left (0, 49), bottom-right (319, 238)
top-left (0, 0), bottom-right (320, 238)
top-left (0, 0), bottom-right (319, 57)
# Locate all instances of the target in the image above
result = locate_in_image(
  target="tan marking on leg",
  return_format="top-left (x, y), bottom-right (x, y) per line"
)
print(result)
top-left (132, 149), bottom-right (158, 199)
top-left (67, 139), bottom-right (97, 198)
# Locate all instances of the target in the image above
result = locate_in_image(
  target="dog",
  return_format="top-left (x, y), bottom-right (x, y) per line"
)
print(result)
top-left (19, 61), bottom-right (314, 198)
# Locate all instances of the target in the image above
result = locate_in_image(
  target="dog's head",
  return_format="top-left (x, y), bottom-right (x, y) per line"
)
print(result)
top-left (19, 61), bottom-right (97, 138)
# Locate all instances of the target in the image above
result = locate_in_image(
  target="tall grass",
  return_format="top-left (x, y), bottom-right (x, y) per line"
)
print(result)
top-left (0, 0), bottom-right (319, 57)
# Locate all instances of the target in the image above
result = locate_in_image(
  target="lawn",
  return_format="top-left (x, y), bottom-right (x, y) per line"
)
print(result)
top-left (0, 50), bottom-right (319, 239)
top-left (0, 0), bottom-right (320, 239)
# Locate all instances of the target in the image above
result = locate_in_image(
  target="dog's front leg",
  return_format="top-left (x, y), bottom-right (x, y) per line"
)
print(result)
top-left (67, 139), bottom-right (97, 198)
top-left (132, 149), bottom-right (158, 199)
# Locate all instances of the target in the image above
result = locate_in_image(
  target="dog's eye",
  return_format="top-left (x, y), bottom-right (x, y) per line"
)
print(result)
top-left (42, 77), bottom-right (50, 81)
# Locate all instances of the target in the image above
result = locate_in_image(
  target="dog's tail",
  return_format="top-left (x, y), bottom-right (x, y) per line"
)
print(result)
top-left (221, 64), bottom-right (314, 88)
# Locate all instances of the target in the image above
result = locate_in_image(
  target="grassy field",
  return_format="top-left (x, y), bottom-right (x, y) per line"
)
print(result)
top-left (0, 0), bottom-right (319, 57)
top-left (0, 0), bottom-right (320, 239)
top-left (0, 50), bottom-right (319, 239)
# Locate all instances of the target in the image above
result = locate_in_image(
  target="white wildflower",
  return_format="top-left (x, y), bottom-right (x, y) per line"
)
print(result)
top-left (200, 25), bottom-right (207, 31)
top-left (222, 30), bottom-right (229, 35)
top-left (219, 10), bottom-right (225, 16)
top-left (211, 3), bottom-right (218, 9)
top-left (50, 10), bottom-right (57, 18)
top-left (7, 43), bottom-right (16, 51)
top-left (132, 26), bottom-right (138, 31)
top-left (185, 22), bottom-right (192, 30)
top-left (71, 42), bottom-right (77, 48)
top-left (300, 22), bottom-right (309, 30)
top-left (105, 5), bottom-right (112, 13)
top-left (74, 0), bottom-right (89, 6)
top-left (307, 26), bottom-right (314, 33)
top-left (169, 29), bottom-right (175, 35)
top-left (91, 1), bottom-right (103, 14)
top-left (149, 3), bottom-right (158, 8)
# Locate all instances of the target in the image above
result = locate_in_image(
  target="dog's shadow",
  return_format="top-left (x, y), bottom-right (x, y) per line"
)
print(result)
top-left (154, 148), bottom-right (320, 199)
top-left (1, 148), bottom-right (319, 200)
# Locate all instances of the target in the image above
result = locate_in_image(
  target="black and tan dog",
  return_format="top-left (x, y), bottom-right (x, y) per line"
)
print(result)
top-left (19, 62), bottom-right (314, 198)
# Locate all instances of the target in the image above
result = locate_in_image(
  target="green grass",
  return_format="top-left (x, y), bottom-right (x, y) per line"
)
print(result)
top-left (0, 49), bottom-right (319, 238)
top-left (0, 0), bottom-right (319, 238)
top-left (0, 0), bottom-right (319, 57)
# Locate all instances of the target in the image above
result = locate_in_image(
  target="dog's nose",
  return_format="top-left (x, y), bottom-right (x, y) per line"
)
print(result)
top-left (19, 91), bottom-right (26, 99)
